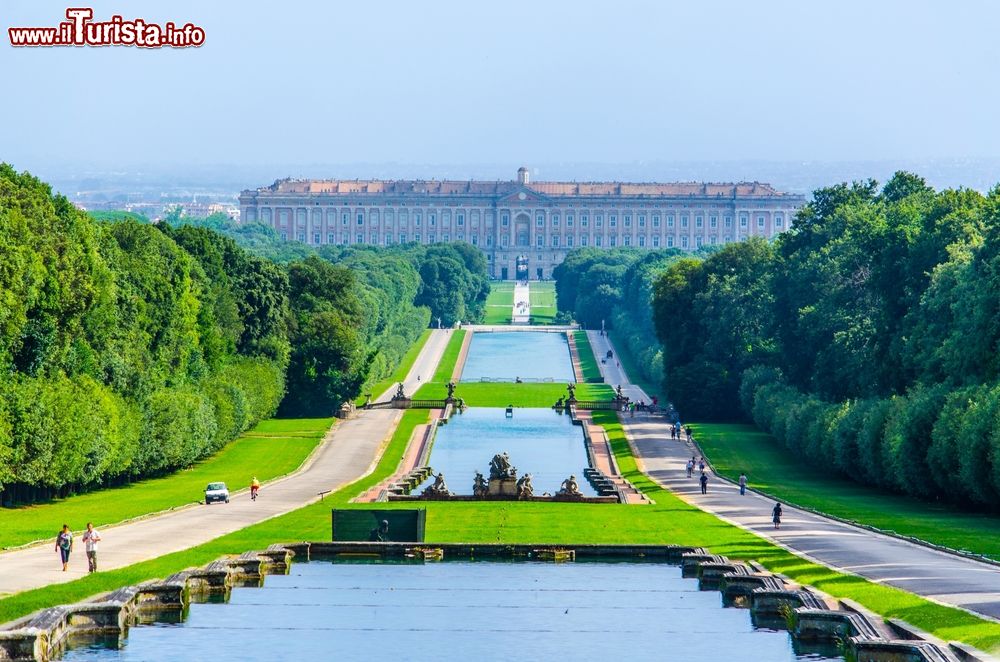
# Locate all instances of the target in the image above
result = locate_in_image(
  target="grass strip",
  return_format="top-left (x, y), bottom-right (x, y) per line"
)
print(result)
top-left (415, 382), bottom-right (613, 408)
top-left (572, 331), bottom-right (603, 382)
top-left (693, 422), bottom-right (1000, 561)
top-left (0, 419), bottom-right (331, 550)
top-left (355, 330), bottom-right (432, 405)
top-left (430, 330), bottom-right (466, 383)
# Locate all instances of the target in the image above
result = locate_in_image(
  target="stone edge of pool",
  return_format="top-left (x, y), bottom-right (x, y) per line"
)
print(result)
top-left (0, 542), bottom-right (980, 662)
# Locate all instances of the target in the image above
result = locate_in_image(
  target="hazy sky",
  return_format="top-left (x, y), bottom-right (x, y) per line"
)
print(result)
top-left (2, 0), bottom-right (999, 172)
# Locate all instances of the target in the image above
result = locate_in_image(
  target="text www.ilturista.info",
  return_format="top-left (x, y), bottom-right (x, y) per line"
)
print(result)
top-left (8, 8), bottom-right (204, 48)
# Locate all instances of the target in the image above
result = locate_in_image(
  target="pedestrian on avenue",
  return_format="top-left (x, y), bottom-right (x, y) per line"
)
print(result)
top-left (698, 458), bottom-right (705, 473)
top-left (686, 459), bottom-right (694, 478)
top-left (699, 471), bottom-right (709, 494)
top-left (250, 476), bottom-right (261, 501)
top-left (82, 522), bottom-right (101, 573)
top-left (55, 524), bottom-right (73, 572)
top-left (772, 502), bottom-right (783, 530)
top-left (738, 472), bottom-right (748, 496)
top-left (686, 427), bottom-right (693, 442)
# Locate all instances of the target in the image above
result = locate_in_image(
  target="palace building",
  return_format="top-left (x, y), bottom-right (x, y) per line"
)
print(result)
top-left (238, 168), bottom-right (806, 280)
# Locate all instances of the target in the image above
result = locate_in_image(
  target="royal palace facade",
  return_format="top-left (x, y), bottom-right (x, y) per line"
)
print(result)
top-left (239, 168), bottom-right (806, 279)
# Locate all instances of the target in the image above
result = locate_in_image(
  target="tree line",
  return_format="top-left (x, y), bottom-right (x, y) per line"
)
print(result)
top-left (652, 172), bottom-right (1000, 507)
top-left (0, 166), bottom-right (489, 504)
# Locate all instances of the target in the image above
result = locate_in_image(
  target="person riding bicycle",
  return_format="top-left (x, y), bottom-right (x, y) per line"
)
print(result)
top-left (250, 476), bottom-right (261, 501)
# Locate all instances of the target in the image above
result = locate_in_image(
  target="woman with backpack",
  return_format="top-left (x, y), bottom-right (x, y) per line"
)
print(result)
top-left (55, 524), bottom-right (73, 571)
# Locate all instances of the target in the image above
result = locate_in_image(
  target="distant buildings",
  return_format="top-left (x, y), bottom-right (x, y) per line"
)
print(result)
top-left (239, 168), bottom-right (807, 279)
top-left (74, 200), bottom-right (239, 222)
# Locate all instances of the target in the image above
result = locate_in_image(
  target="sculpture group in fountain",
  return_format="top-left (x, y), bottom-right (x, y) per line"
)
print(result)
top-left (422, 472), bottom-right (452, 497)
top-left (516, 473), bottom-right (534, 498)
top-left (473, 471), bottom-right (488, 497)
top-left (489, 452), bottom-right (517, 480)
top-left (393, 382), bottom-right (407, 400)
top-left (558, 475), bottom-right (582, 496)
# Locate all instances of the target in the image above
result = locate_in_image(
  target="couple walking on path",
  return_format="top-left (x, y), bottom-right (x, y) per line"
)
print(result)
top-left (54, 522), bottom-right (101, 573)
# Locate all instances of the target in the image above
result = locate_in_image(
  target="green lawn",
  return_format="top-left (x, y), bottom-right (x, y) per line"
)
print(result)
top-left (694, 422), bottom-right (1000, 560)
top-left (430, 330), bottom-right (466, 382)
top-left (356, 330), bottom-right (432, 405)
top-left (528, 281), bottom-right (556, 324)
top-left (4, 411), bottom-right (1000, 653)
top-left (0, 418), bottom-right (333, 550)
top-left (415, 382), bottom-right (614, 407)
top-left (483, 282), bottom-right (515, 325)
top-left (573, 331), bottom-right (602, 382)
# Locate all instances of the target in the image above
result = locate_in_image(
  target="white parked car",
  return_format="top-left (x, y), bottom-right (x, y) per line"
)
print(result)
top-left (205, 482), bottom-right (230, 505)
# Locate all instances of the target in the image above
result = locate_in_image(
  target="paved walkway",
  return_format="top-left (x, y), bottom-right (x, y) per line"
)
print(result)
top-left (512, 281), bottom-right (530, 323)
top-left (585, 331), bottom-right (1000, 621)
top-left (0, 330), bottom-right (453, 598)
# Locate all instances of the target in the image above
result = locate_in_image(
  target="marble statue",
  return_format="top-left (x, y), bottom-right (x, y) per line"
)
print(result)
top-left (516, 473), bottom-right (534, 498)
top-left (558, 475), bottom-right (582, 496)
top-left (489, 452), bottom-right (516, 480)
top-left (422, 472), bottom-right (452, 497)
top-left (473, 471), bottom-right (488, 497)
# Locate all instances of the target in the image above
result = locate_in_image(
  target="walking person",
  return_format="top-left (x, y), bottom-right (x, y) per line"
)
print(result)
top-left (699, 471), bottom-right (709, 494)
top-left (54, 524), bottom-right (73, 572)
top-left (686, 459), bottom-right (694, 478)
top-left (250, 476), bottom-right (261, 501)
top-left (738, 472), bottom-right (748, 496)
top-left (772, 502), bottom-right (783, 530)
top-left (698, 458), bottom-right (705, 473)
top-left (82, 522), bottom-right (101, 573)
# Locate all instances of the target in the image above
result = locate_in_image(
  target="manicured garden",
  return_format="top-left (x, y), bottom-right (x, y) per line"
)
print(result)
top-left (528, 281), bottom-right (557, 324)
top-left (7, 409), bottom-right (1000, 653)
top-left (483, 282), bottom-right (515, 324)
top-left (693, 422), bottom-right (1000, 560)
top-left (0, 418), bottom-right (332, 551)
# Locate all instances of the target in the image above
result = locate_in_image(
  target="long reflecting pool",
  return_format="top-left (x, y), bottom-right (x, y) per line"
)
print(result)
top-left (460, 331), bottom-right (574, 382)
top-left (62, 561), bottom-right (842, 662)
top-left (417, 408), bottom-right (595, 495)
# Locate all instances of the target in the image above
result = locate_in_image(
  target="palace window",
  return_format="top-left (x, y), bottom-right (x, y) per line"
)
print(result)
top-left (710, 216), bottom-right (718, 228)
top-left (399, 233), bottom-right (407, 243)
top-left (652, 215), bottom-right (660, 228)
top-left (696, 216), bottom-right (703, 228)
top-left (536, 213), bottom-right (544, 226)
top-left (623, 235), bottom-right (631, 246)
top-left (758, 215), bottom-right (765, 228)
top-left (501, 213), bottom-right (509, 226)
top-left (357, 213), bottom-right (363, 225)
top-left (652, 235), bottom-right (660, 247)
top-left (724, 235), bottom-right (731, 243)
top-left (725, 216), bottom-right (733, 227)
top-left (609, 235), bottom-right (617, 247)
top-left (502, 234), bottom-right (509, 246)
top-left (415, 233), bottom-right (422, 243)
top-left (638, 235), bottom-right (646, 247)
top-left (681, 216), bottom-right (688, 228)
top-left (609, 215), bottom-right (617, 227)
top-left (681, 236), bottom-right (689, 248)
top-left (472, 235), bottom-right (479, 245)
top-left (536, 235), bottom-right (544, 247)
top-left (595, 215), bottom-right (604, 227)
top-left (356, 233), bottom-right (363, 243)
top-left (428, 233), bottom-right (436, 243)
top-left (280, 232), bottom-right (287, 241)
top-left (442, 233), bottom-right (450, 241)
top-left (552, 214), bottom-right (560, 226)
top-left (487, 235), bottom-right (493, 247)
top-left (740, 215), bottom-right (748, 227)
top-left (775, 214), bottom-right (784, 227)
top-left (696, 236), bottom-right (704, 247)
top-left (566, 214), bottom-right (574, 226)
top-left (710, 235), bottom-right (717, 245)
top-left (581, 215), bottom-right (589, 226)
top-left (415, 213), bottom-right (422, 226)
top-left (667, 215), bottom-right (675, 228)
top-left (312, 233), bottom-right (320, 244)
top-left (457, 214), bottom-right (465, 226)
top-left (327, 233), bottom-right (335, 244)
top-left (580, 234), bottom-right (588, 246)
top-left (624, 215), bottom-right (631, 227)
top-left (566, 236), bottom-right (574, 247)
top-left (552, 235), bottom-right (559, 247)
top-left (638, 215), bottom-right (645, 227)
top-left (429, 214), bottom-right (436, 226)
top-left (666, 236), bottom-right (674, 247)
top-left (595, 235), bottom-right (603, 247)
top-left (296, 232), bottom-right (305, 242)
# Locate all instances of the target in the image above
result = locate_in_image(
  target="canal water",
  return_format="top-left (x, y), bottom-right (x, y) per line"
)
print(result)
top-left (61, 561), bottom-right (842, 662)
top-left (460, 331), bottom-right (575, 382)
top-left (415, 407), bottom-right (596, 496)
